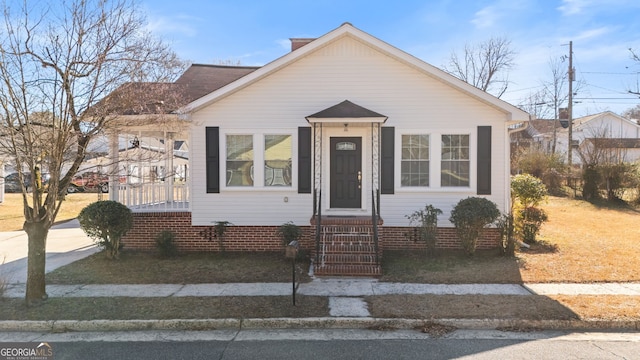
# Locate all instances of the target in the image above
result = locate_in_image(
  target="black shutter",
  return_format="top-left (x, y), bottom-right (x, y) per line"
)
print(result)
top-left (477, 126), bottom-right (491, 195)
top-left (205, 127), bottom-right (220, 193)
top-left (298, 127), bottom-right (312, 194)
top-left (380, 127), bottom-right (395, 194)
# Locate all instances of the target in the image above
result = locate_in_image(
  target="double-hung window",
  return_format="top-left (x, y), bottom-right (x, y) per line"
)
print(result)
top-left (264, 134), bottom-right (292, 186)
top-left (401, 134), bottom-right (429, 187)
top-left (441, 134), bottom-right (470, 187)
top-left (226, 135), bottom-right (254, 186)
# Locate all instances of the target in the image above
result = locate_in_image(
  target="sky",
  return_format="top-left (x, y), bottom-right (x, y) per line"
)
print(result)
top-left (141, 0), bottom-right (640, 118)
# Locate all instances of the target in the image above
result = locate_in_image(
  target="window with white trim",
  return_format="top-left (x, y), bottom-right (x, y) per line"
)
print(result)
top-left (441, 134), bottom-right (469, 187)
top-left (264, 134), bottom-right (292, 186)
top-left (226, 135), bottom-right (254, 186)
top-left (401, 134), bottom-right (429, 186)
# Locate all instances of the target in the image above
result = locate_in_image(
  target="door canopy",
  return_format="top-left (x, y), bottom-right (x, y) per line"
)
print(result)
top-left (306, 100), bottom-right (388, 125)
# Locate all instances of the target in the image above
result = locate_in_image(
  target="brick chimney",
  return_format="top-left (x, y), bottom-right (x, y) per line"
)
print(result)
top-left (290, 38), bottom-right (315, 51)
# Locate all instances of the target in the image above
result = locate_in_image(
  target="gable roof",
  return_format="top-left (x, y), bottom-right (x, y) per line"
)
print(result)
top-left (573, 111), bottom-right (639, 129)
top-left (182, 23), bottom-right (530, 122)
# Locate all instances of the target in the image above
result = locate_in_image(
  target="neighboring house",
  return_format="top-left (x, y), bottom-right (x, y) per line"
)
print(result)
top-left (554, 111), bottom-right (640, 165)
top-left (105, 23), bottom-right (529, 275)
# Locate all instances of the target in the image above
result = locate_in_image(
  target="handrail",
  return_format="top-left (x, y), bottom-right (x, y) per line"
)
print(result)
top-left (371, 189), bottom-right (380, 264)
top-left (314, 189), bottom-right (322, 265)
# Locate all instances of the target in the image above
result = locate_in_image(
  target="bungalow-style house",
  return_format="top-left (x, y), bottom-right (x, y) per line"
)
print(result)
top-left (107, 23), bottom-right (529, 275)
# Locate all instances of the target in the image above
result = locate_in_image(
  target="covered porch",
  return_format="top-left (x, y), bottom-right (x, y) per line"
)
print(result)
top-left (105, 115), bottom-right (190, 212)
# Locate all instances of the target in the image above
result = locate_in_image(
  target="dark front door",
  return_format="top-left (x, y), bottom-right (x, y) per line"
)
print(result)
top-left (330, 137), bottom-right (362, 208)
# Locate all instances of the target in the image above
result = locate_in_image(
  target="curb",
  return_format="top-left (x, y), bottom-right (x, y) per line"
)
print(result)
top-left (0, 318), bottom-right (638, 333)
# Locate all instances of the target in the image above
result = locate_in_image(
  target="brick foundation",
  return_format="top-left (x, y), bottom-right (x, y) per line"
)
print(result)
top-left (121, 212), bottom-right (501, 253)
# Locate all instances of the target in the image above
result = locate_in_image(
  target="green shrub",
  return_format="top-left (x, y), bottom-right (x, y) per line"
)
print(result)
top-left (78, 201), bottom-right (133, 259)
top-left (517, 207), bottom-right (548, 244)
top-left (155, 230), bottom-right (178, 258)
top-left (277, 222), bottom-right (303, 246)
top-left (406, 204), bottom-right (442, 257)
top-left (449, 197), bottom-right (500, 256)
top-left (511, 174), bottom-right (547, 209)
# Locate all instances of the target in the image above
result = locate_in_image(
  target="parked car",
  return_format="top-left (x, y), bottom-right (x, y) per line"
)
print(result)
top-left (66, 172), bottom-right (126, 193)
top-left (67, 172), bottom-right (110, 193)
top-left (3, 172), bottom-right (50, 193)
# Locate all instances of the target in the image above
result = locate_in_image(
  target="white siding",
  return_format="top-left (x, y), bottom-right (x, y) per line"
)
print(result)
top-left (190, 36), bottom-right (512, 226)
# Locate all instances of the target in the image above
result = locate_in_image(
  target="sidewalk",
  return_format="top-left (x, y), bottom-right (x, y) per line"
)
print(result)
top-left (3, 279), bottom-right (640, 332)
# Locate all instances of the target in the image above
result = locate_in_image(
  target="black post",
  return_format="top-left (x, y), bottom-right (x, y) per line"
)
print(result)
top-left (292, 256), bottom-right (296, 306)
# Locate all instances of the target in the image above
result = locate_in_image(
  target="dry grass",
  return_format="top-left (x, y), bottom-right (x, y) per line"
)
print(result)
top-left (382, 196), bottom-right (640, 284)
top-left (381, 250), bottom-right (523, 283)
top-left (0, 193), bottom-right (99, 231)
top-left (518, 197), bottom-right (640, 283)
top-left (367, 294), bottom-right (579, 320)
top-left (550, 295), bottom-right (640, 321)
top-left (46, 251), bottom-right (312, 284)
top-left (0, 296), bottom-right (328, 320)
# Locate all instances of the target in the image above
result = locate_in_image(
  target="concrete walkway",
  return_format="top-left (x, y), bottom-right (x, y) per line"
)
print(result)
top-left (10, 280), bottom-right (640, 299)
top-left (0, 219), bottom-right (99, 284)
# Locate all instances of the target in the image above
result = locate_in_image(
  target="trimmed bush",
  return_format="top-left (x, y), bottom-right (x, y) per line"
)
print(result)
top-left (78, 200), bottom-right (133, 259)
top-left (155, 230), bottom-right (178, 258)
top-left (449, 197), bottom-right (500, 256)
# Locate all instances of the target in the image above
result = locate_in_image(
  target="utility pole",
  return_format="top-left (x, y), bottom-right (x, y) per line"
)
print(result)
top-left (567, 41), bottom-right (574, 172)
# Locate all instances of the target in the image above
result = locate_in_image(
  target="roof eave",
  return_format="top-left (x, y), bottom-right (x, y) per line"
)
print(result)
top-left (305, 116), bottom-right (388, 124)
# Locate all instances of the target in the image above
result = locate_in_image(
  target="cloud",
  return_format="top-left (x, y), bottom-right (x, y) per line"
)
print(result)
top-left (572, 27), bottom-right (612, 41)
top-left (557, 0), bottom-right (592, 15)
top-left (146, 14), bottom-right (199, 38)
top-left (471, 7), bottom-right (499, 29)
top-left (471, 0), bottom-right (534, 29)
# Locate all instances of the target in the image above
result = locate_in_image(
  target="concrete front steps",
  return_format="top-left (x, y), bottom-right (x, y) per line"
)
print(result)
top-left (311, 217), bottom-right (382, 276)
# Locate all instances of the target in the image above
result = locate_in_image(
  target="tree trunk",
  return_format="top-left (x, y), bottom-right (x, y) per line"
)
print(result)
top-left (24, 220), bottom-right (49, 306)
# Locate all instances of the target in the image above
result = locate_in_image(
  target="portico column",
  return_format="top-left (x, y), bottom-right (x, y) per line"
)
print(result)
top-left (108, 130), bottom-right (119, 202)
top-left (165, 131), bottom-right (175, 202)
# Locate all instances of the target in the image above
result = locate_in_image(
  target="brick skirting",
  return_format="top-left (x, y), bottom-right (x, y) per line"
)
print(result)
top-left (121, 212), bottom-right (501, 252)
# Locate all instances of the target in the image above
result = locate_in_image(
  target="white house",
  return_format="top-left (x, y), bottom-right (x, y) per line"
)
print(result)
top-left (555, 111), bottom-right (640, 165)
top-left (109, 23), bottom-right (529, 275)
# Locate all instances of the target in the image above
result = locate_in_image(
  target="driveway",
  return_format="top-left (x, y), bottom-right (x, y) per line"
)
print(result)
top-left (0, 219), bottom-right (98, 284)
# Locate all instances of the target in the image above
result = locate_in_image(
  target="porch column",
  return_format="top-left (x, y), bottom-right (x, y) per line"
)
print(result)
top-left (313, 122), bottom-right (323, 215)
top-left (108, 130), bottom-right (119, 202)
top-left (371, 123), bottom-right (381, 214)
top-left (165, 131), bottom-right (175, 203)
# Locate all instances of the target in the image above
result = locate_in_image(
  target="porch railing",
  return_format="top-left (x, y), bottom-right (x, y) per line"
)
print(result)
top-left (314, 188), bottom-right (322, 265)
top-left (371, 189), bottom-right (380, 264)
top-left (117, 182), bottom-right (190, 212)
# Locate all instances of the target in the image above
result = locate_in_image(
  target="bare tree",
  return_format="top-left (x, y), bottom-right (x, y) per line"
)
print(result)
top-left (444, 36), bottom-right (516, 98)
top-left (622, 104), bottom-right (640, 119)
top-left (0, 0), bottom-right (186, 305)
